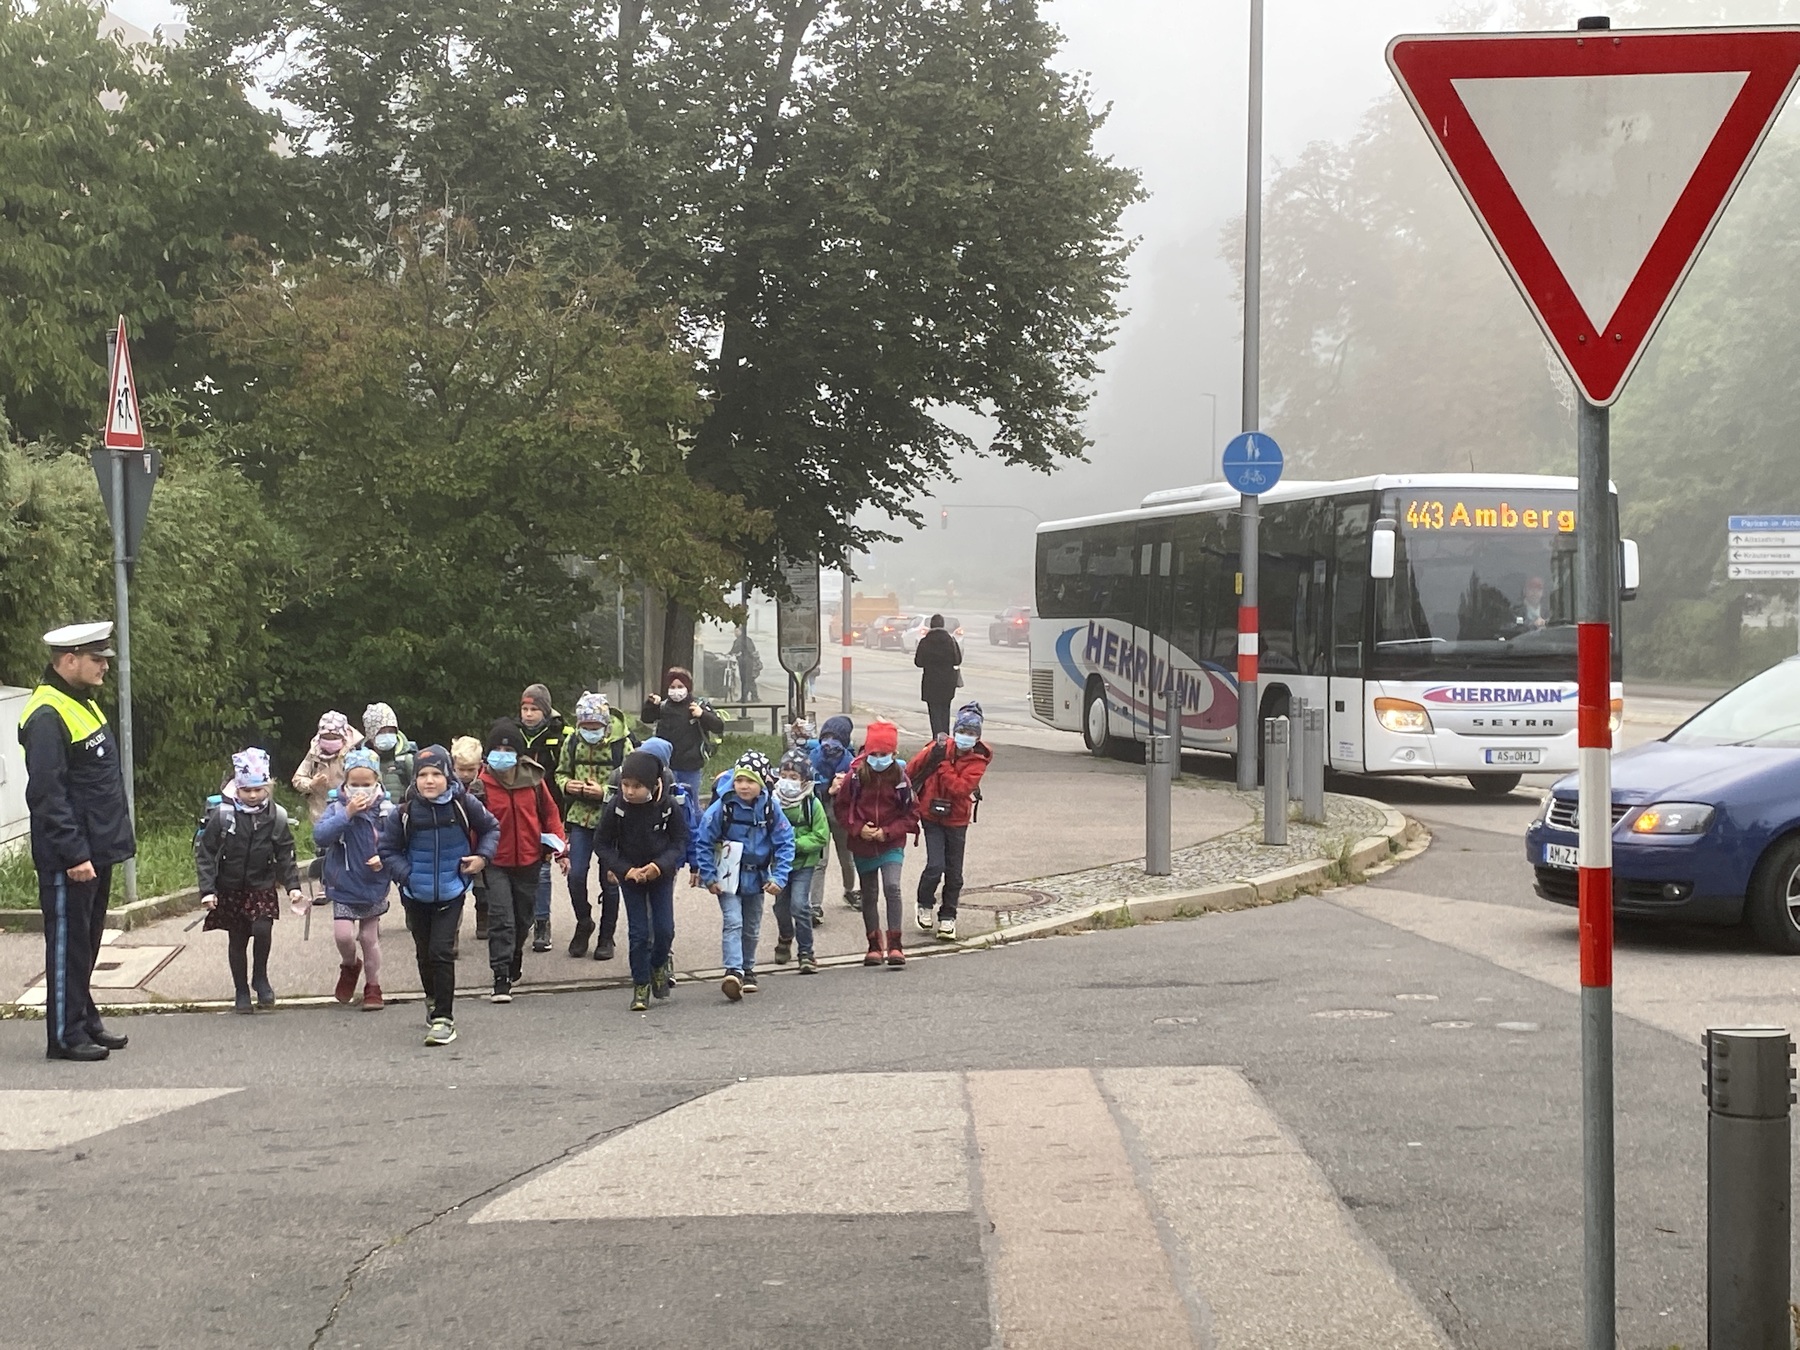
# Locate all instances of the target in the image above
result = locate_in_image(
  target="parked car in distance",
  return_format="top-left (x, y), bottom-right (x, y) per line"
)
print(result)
top-left (989, 606), bottom-right (1032, 646)
top-left (900, 615), bottom-right (963, 653)
top-left (863, 614), bottom-right (915, 650)
top-left (1525, 656), bottom-right (1800, 951)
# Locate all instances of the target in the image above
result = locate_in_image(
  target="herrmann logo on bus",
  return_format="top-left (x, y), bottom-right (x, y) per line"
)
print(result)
top-left (1421, 685), bottom-right (1572, 706)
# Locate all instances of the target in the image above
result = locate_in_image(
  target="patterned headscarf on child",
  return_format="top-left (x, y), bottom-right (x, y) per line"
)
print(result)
top-left (231, 748), bottom-right (271, 788)
top-left (575, 690), bottom-right (609, 724)
top-left (363, 702), bottom-right (398, 740)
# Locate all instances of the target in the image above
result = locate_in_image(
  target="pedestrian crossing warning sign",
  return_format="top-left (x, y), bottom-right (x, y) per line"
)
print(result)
top-left (103, 316), bottom-right (144, 450)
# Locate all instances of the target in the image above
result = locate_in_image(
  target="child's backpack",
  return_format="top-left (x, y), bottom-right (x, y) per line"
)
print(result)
top-left (394, 785), bottom-right (480, 852)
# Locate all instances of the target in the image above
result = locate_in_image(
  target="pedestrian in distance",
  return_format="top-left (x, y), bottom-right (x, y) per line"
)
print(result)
top-left (478, 718), bottom-right (568, 1003)
top-left (810, 715), bottom-right (859, 910)
top-left (908, 701), bottom-right (992, 942)
top-left (291, 710), bottom-right (362, 824)
top-left (450, 736), bottom-right (491, 939)
top-left (313, 748), bottom-right (395, 1010)
top-left (557, 690), bottom-right (633, 960)
top-left (642, 666), bottom-right (724, 799)
top-left (378, 745), bottom-right (500, 1046)
top-left (771, 749), bottom-right (830, 974)
top-left (913, 614), bottom-right (963, 738)
top-left (834, 719), bottom-right (918, 968)
top-left (596, 749), bottom-right (690, 1011)
top-left (196, 748), bottom-right (304, 1015)
top-left (517, 683), bottom-right (568, 952)
top-left (697, 750), bottom-right (794, 1002)
top-left (362, 702), bottom-right (416, 799)
top-left (19, 622), bottom-right (135, 1062)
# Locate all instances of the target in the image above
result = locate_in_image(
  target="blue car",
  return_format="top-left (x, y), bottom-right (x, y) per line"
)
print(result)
top-left (1526, 657), bottom-right (1800, 951)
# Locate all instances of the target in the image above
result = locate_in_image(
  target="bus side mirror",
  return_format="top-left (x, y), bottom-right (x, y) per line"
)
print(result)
top-left (1620, 538), bottom-right (1640, 601)
top-left (1370, 520), bottom-right (1397, 580)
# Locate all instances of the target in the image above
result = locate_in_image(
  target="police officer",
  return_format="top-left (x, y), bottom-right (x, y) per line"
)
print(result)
top-left (19, 622), bottom-right (136, 1061)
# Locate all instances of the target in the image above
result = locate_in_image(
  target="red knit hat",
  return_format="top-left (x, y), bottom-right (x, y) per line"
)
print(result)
top-left (864, 720), bottom-right (899, 756)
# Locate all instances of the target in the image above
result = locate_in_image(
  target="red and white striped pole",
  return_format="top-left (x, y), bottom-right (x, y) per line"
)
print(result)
top-left (840, 566), bottom-right (853, 717)
top-left (1576, 389), bottom-right (1615, 1350)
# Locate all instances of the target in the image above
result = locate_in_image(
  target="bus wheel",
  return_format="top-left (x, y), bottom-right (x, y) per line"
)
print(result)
top-left (1467, 773), bottom-right (1523, 797)
top-left (1082, 680), bottom-right (1118, 758)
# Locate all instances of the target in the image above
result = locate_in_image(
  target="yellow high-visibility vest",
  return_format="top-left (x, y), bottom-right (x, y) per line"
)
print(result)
top-left (18, 684), bottom-right (107, 743)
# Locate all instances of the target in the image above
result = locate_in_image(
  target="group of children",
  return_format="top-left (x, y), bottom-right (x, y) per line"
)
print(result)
top-left (192, 673), bottom-right (993, 1045)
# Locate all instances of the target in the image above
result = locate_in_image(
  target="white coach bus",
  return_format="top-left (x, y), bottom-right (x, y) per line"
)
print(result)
top-left (1029, 474), bottom-right (1637, 794)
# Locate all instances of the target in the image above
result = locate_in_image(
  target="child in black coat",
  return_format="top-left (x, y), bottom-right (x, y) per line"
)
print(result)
top-left (596, 750), bottom-right (690, 1011)
top-left (196, 748), bottom-right (303, 1013)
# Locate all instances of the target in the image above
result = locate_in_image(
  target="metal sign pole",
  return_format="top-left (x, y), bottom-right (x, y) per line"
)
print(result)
top-left (840, 566), bottom-right (853, 716)
top-left (1576, 394), bottom-right (1615, 1350)
top-left (108, 451), bottom-right (138, 905)
top-left (1235, 0), bottom-right (1265, 793)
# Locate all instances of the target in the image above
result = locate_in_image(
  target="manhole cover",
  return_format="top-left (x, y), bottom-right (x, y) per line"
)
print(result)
top-left (1153, 1016), bottom-right (1200, 1026)
top-left (1312, 1008), bottom-right (1393, 1020)
top-left (958, 888), bottom-right (1057, 916)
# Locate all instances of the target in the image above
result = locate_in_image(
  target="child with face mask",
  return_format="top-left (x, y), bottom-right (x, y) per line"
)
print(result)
top-left (641, 666), bottom-right (724, 798)
top-left (450, 737), bottom-right (491, 939)
top-left (292, 710), bottom-right (362, 823)
top-left (362, 702), bottom-right (416, 798)
top-left (557, 691), bottom-right (634, 960)
top-left (378, 745), bottom-right (501, 1046)
top-left (771, 750), bottom-right (831, 973)
top-left (834, 720), bottom-right (918, 968)
top-left (697, 751), bottom-right (795, 1001)
top-left (810, 715), bottom-right (859, 910)
top-left (906, 701), bottom-right (993, 941)
top-left (477, 719), bottom-right (569, 1003)
top-left (517, 683), bottom-right (567, 953)
top-left (196, 749), bottom-right (304, 1014)
top-left (596, 749), bottom-right (690, 1011)
top-left (313, 748), bottom-right (395, 1009)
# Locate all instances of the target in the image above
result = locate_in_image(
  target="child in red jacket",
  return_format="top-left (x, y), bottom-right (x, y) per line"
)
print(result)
top-left (907, 701), bottom-right (993, 941)
top-left (833, 719), bottom-right (918, 967)
top-left (478, 718), bottom-right (568, 1002)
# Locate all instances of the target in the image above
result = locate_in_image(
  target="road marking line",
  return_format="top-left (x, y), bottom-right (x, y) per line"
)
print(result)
top-left (966, 1067), bottom-right (1194, 1348)
top-left (1103, 1067), bottom-right (1449, 1350)
top-left (0, 1088), bottom-right (238, 1150)
top-left (474, 1071), bottom-right (970, 1222)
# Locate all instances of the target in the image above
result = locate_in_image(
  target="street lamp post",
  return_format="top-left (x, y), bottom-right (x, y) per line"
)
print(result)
top-left (1195, 391), bottom-right (1221, 481)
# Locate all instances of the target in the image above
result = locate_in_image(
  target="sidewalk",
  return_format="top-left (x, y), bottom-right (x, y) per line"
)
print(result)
top-left (1, 738), bottom-right (1266, 1010)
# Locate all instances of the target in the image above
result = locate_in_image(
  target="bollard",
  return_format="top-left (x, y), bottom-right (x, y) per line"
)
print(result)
top-left (1302, 705), bottom-right (1326, 825)
top-left (1704, 1026), bottom-right (1793, 1349)
top-left (1262, 717), bottom-right (1288, 846)
top-left (1288, 697), bottom-right (1306, 802)
top-left (1145, 734), bottom-right (1172, 876)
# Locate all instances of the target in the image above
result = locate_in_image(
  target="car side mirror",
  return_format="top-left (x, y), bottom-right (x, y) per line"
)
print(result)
top-left (1370, 519), bottom-right (1397, 580)
top-left (1619, 538), bottom-right (1639, 601)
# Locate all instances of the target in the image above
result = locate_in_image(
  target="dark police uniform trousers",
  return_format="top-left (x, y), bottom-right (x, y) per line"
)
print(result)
top-left (19, 677), bottom-right (134, 1054)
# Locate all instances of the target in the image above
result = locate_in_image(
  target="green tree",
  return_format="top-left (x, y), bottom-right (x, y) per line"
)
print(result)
top-left (0, 0), bottom-right (305, 441)
top-left (204, 218), bottom-right (757, 744)
top-left (183, 0), bottom-right (1141, 663)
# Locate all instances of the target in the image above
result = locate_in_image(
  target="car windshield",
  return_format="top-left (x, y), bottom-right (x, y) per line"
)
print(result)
top-left (1668, 660), bottom-right (1800, 747)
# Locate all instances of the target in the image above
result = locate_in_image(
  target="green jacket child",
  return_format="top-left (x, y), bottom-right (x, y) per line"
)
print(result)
top-left (556, 692), bottom-right (635, 830)
top-left (777, 773), bottom-right (831, 869)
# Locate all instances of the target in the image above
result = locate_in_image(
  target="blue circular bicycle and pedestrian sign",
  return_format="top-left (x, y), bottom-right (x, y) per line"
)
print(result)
top-left (1220, 431), bottom-right (1284, 496)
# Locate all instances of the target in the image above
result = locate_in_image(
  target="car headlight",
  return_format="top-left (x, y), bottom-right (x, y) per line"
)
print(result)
top-left (1610, 697), bottom-right (1623, 736)
top-left (1629, 802), bottom-right (1715, 835)
top-left (1374, 697), bottom-right (1433, 734)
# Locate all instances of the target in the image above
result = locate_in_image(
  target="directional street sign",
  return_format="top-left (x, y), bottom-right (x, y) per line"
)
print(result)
top-left (1725, 514), bottom-right (1800, 580)
top-left (1388, 28), bottom-right (1800, 406)
top-left (1730, 562), bottom-right (1800, 579)
top-left (103, 316), bottom-right (145, 450)
top-left (1730, 532), bottom-right (1800, 548)
top-left (1729, 514), bottom-right (1800, 532)
top-left (1220, 431), bottom-right (1283, 496)
top-left (1731, 547), bottom-right (1800, 562)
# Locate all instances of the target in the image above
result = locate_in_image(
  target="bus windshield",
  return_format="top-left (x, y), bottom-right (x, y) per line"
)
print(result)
top-left (1372, 489), bottom-right (1612, 680)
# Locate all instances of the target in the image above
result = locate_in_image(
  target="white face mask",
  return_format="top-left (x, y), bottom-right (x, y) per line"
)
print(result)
top-left (775, 777), bottom-right (806, 803)
top-left (667, 686), bottom-right (689, 703)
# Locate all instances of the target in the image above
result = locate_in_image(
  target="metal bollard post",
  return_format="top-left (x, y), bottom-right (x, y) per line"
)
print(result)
top-left (1704, 1026), bottom-right (1793, 1349)
top-left (1288, 697), bottom-right (1306, 802)
top-left (1262, 717), bottom-right (1288, 846)
top-left (1302, 705), bottom-right (1326, 824)
top-left (1145, 734), bottom-right (1172, 876)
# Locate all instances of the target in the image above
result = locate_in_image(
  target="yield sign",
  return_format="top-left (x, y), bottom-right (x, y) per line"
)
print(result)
top-left (103, 315), bottom-right (144, 450)
top-left (1388, 27), bottom-right (1800, 405)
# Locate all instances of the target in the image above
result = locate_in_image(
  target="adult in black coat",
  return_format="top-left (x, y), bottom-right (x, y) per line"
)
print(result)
top-left (641, 665), bottom-right (725, 795)
top-left (913, 616), bottom-right (963, 737)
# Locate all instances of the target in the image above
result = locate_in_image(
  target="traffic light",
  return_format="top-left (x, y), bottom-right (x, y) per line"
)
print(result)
top-left (940, 508), bottom-right (949, 530)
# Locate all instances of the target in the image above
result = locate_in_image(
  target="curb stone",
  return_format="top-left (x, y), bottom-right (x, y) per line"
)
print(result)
top-left (0, 887), bottom-right (201, 934)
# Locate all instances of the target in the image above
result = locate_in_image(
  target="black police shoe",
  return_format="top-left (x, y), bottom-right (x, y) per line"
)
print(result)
top-left (47, 1042), bottom-right (109, 1062)
top-left (89, 1027), bottom-right (129, 1050)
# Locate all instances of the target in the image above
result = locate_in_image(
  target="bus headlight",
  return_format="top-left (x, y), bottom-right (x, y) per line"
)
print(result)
top-left (1629, 802), bottom-right (1714, 835)
top-left (1374, 697), bottom-right (1433, 734)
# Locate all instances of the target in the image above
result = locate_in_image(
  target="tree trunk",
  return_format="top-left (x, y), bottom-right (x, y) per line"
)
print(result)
top-left (660, 595), bottom-right (695, 687)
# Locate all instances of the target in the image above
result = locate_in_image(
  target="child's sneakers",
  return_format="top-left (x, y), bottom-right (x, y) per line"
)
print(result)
top-left (531, 919), bottom-right (553, 952)
top-left (741, 969), bottom-right (759, 994)
top-left (936, 917), bottom-right (957, 941)
top-left (916, 904), bottom-right (934, 932)
top-left (798, 951), bottom-right (818, 975)
top-left (651, 959), bottom-right (673, 999)
top-left (491, 975), bottom-right (513, 1004)
top-left (362, 983), bottom-right (385, 1011)
top-left (630, 984), bottom-right (651, 1012)
top-left (334, 960), bottom-right (363, 1004)
top-left (721, 970), bottom-right (743, 1002)
top-left (773, 939), bottom-right (792, 964)
top-left (810, 904), bottom-right (825, 927)
top-left (424, 1017), bottom-right (457, 1046)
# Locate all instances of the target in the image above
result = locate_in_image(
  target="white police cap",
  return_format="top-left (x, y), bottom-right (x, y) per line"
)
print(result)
top-left (43, 621), bottom-right (116, 656)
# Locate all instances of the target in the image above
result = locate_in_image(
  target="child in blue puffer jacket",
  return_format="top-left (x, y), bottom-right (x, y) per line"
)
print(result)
top-left (698, 750), bottom-right (794, 1003)
top-left (313, 749), bottom-right (395, 1010)
top-left (378, 745), bottom-right (500, 1046)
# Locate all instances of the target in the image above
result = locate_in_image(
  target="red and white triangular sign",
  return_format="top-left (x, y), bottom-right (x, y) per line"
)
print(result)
top-left (1388, 27), bottom-right (1800, 405)
top-left (103, 316), bottom-right (144, 450)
